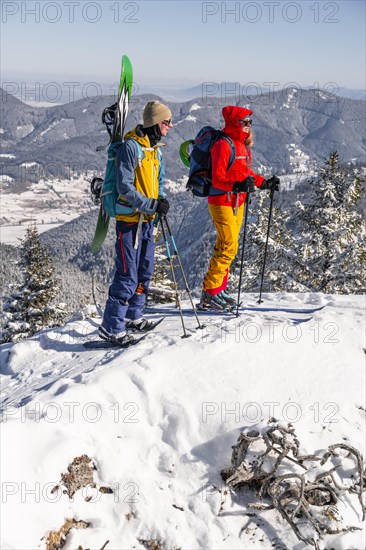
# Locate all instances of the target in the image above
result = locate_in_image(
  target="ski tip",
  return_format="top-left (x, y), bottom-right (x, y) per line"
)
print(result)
top-left (121, 54), bottom-right (133, 97)
top-left (122, 54), bottom-right (132, 67)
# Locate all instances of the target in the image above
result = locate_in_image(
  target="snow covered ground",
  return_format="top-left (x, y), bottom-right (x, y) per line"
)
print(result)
top-left (0, 174), bottom-right (95, 245)
top-left (0, 292), bottom-right (365, 549)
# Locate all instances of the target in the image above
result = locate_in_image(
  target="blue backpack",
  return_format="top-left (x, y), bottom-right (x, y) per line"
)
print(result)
top-left (91, 139), bottom-right (145, 218)
top-left (180, 126), bottom-right (236, 197)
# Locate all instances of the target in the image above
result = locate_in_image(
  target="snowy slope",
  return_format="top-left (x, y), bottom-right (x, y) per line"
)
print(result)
top-left (0, 293), bottom-right (365, 550)
top-left (0, 173), bottom-right (94, 245)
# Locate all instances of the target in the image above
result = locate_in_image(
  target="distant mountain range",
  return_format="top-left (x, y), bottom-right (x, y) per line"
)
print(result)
top-left (4, 78), bottom-right (366, 103)
top-left (1, 86), bottom-right (365, 189)
top-left (141, 83), bottom-right (366, 103)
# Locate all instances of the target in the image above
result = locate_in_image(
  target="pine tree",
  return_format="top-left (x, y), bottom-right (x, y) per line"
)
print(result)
top-left (230, 191), bottom-right (304, 293)
top-left (1, 225), bottom-right (67, 343)
top-left (294, 152), bottom-right (366, 293)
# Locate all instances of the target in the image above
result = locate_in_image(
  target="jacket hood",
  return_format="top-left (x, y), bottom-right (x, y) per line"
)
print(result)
top-left (124, 126), bottom-right (165, 149)
top-left (222, 106), bottom-right (253, 137)
top-left (124, 126), bottom-right (151, 148)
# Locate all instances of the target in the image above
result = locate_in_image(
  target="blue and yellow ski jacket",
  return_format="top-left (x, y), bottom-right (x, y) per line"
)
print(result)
top-left (115, 126), bottom-right (166, 222)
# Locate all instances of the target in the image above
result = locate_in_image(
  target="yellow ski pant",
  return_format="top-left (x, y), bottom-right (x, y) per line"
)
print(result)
top-left (203, 203), bottom-right (244, 292)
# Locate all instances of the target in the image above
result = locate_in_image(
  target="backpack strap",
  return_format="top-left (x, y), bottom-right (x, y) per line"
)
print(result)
top-left (208, 134), bottom-right (236, 198)
top-left (124, 137), bottom-right (145, 167)
top-left (155, 147), bottom-right (163, 162)
top-left (125, 138), bottom-right (163, 167)
top-left (218, 133), bottom-right (236, 170)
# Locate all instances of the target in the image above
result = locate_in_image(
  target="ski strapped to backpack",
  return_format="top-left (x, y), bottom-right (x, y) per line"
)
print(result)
top-left (90, 54), bottom-right (133, 253)
top-left (179, 126), bottom-right (236, 197)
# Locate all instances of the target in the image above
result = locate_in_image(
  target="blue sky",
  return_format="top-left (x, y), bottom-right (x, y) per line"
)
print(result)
top-left (1, 0), bottom-right (365, 90)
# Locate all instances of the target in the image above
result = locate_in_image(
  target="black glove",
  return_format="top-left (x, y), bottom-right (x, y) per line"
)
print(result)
top-left (155, 197), bottom-right (170, 217)
top-left (232, 176), bottom-right (255, 193)
top-left (261, 175), bottom-right (280, 192)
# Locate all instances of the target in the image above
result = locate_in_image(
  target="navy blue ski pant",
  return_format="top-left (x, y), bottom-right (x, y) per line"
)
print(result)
top-left (102, 220), bottom-right (155, 334)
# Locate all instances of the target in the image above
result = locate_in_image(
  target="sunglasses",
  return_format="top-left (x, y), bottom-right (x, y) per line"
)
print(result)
top-left (162, 118), bottom-right (172, 126)
top-left (238, 118), bottom-right (252, 126)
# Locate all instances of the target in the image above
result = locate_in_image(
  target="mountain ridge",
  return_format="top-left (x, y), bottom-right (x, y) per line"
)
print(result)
top-left (1, 87), bottom-right (365, 187)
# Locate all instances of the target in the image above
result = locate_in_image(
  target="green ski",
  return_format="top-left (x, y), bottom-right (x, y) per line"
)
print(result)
top-left (91, 55), bottom-right (133, 254)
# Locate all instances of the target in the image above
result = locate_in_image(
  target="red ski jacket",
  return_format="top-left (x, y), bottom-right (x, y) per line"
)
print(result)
top-left (209, 106), bottom-right (265, 207)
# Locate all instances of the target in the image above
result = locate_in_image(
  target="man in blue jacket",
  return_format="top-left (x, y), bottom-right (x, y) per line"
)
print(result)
top-left (99, 101), bottom-right (173, 345)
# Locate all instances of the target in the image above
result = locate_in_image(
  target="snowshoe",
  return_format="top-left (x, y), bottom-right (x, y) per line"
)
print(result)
top-left (98, 326), bottom-right (142, 347)
top-left (196, 303), bottom-right (239, 314)
top-left (125, 317), bottom-right (165, 333)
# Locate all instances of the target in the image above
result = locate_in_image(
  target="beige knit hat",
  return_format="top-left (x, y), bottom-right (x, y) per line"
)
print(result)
top-left (143, 101), bottom-right (172, 128)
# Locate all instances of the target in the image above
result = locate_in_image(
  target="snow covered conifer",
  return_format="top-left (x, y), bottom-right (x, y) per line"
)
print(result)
top-left (1, 225), bottom-right (66, 343)
top-left (294, 152), bottom-right (366, 293)
top-left (230, 192), bottom-right (303, 293)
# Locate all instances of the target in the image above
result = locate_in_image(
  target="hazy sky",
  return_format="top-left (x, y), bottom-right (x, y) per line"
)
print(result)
top-left (1, 0), bottom-right (365, 91)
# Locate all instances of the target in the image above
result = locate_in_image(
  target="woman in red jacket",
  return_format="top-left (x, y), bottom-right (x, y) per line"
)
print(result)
top-left (201, 105), bottom-right (279, 310)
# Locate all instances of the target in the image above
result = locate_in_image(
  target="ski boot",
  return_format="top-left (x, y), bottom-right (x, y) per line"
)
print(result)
top-left (220, 290), bottom-right (236, 307)
top-left (199, 290), bottom-right (229, 311)
top-left (98, 326), bottom-right (137, 347)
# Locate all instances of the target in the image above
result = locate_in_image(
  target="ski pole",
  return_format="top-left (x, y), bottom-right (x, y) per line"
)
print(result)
top-left (159, 216), bottom-right (190, 339)
top-left (162, 216), bottom-right (204, 330)
top-left (235, 191), bottom-right (251, 317)
top-left (257, 188), bottom-right (275, 304)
